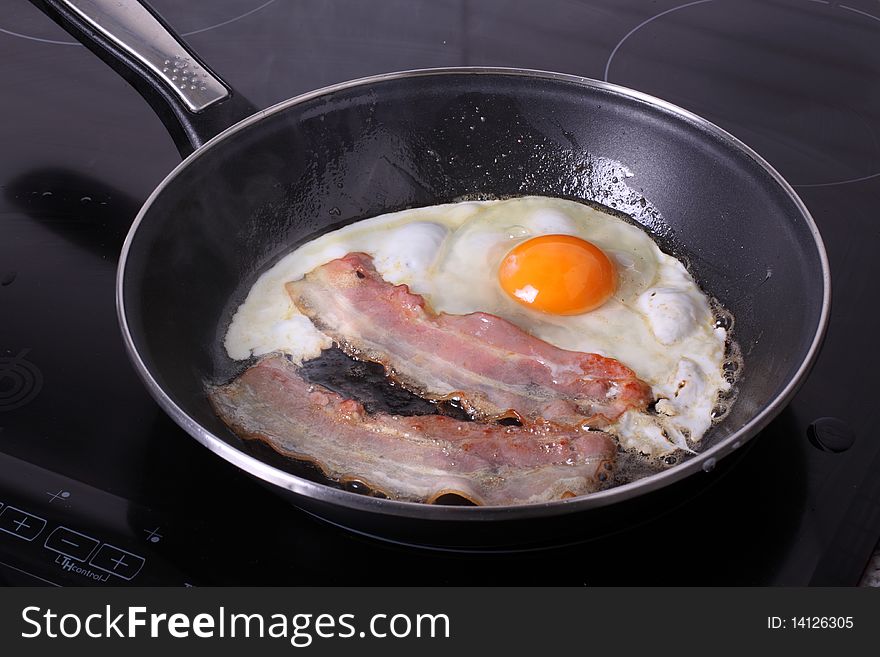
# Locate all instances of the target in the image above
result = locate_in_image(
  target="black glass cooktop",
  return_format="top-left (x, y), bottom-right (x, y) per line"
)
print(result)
top-left (2, 0), bottom-right (880, 586)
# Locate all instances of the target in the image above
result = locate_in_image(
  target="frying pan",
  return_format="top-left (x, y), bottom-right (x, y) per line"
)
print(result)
top-left (32, 0), bottom-right (830, 549)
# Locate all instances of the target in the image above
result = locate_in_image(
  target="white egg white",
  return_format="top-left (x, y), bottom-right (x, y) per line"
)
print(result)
top-left (224, 197), bottom-right (732, 457)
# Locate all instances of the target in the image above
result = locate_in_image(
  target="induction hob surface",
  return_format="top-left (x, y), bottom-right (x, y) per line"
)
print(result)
top-left (1, 0), bottom-right (879, 586)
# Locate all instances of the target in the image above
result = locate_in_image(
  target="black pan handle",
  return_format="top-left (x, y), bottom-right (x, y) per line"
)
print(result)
top-left (29, 0), bottom-right (257, 157)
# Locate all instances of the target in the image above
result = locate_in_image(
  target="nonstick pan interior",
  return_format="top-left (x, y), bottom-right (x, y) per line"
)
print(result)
top-left (119, 70), bottom-right (828, 529)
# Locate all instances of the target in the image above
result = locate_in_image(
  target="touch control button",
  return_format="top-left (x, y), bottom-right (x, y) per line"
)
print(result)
top-left (89, 544), bottom-right (145, 580)
top-left (808, 417), bottom-right (856, 453)
top-left (0, 506), bottom-right (47, 541)
top-left (44, 527), bottom-right (100, 562)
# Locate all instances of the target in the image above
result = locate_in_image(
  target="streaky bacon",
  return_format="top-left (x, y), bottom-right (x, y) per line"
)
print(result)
top-left (287, 253), bottom-right (652, 427)
top-left (208, 356), bottom-right (616, 505)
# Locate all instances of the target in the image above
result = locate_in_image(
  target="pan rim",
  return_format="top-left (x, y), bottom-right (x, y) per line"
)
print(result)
top-left (116, 66), bottom-right (831, 522)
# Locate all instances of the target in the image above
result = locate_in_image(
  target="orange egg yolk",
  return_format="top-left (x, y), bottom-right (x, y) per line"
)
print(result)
top-left (498, 234), bottom-right (617, 315)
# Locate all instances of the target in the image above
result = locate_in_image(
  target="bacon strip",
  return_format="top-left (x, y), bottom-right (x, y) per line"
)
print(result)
top-left (287, 253), bottom-right (652, 427)
top-left (209, 356), bottom-right (616, 505)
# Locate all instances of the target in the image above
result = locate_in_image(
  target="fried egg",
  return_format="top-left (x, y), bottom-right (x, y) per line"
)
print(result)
top-left (224, 197), bottom-right (733, 457)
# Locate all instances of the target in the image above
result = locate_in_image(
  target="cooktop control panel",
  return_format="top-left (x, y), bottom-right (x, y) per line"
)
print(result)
top-left (0, 453), bottom-right (191, 586)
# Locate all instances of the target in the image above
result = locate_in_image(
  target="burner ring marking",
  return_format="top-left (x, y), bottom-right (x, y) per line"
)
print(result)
top-left (0, 349), bottom-right (44, 412)
top-left (0, 0), bottom-right (279, 47)
top-left (603, 0), bottom-right (880, 188)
